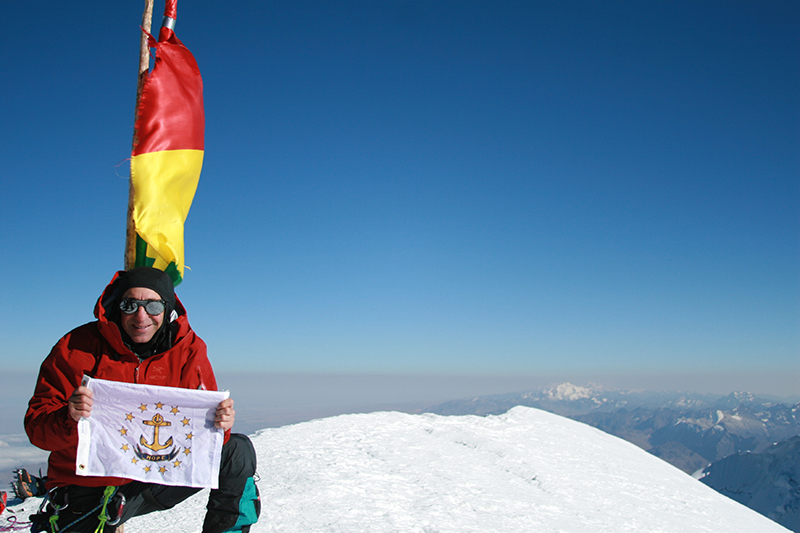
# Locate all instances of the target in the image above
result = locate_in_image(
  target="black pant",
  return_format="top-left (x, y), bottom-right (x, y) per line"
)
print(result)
top-left (36, 434), bottom-right (257, 533)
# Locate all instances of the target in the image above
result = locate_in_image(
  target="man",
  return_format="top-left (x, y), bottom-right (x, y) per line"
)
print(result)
top-left (25, 267), bottom-right (259, 533)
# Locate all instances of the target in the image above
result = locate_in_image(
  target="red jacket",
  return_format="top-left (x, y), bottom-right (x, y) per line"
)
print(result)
top-left (25, 271), bottom-right (226, 489)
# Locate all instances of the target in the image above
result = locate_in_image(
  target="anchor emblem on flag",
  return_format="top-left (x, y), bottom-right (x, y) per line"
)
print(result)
top-left (134, 412), bottom-right (181, 462)
top-left (141, 413), bottom-right (174, 452)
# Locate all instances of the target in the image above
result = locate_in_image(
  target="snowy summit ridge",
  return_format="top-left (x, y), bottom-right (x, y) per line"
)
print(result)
top-left (2, 406), bottom-right (788, 532)
top-left (117, 406), bottom-right (785, 532)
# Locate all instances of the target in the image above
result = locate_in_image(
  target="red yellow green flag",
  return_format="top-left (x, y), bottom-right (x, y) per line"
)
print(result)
top-left (131, 0), bottom-right (203, 286)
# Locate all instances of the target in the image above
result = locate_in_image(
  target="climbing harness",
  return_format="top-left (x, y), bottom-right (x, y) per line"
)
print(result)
top-left (29, 486), bottom-right (124, 533)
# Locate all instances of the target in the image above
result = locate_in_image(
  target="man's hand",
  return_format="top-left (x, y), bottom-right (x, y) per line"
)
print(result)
top-left (215, 398), bottom-right (235, 430)
top-left (68, 385), bottom-right (93, 422)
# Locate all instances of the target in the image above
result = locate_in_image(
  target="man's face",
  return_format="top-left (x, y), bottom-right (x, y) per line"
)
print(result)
top-left (119, 287), bottom-right (165, 344)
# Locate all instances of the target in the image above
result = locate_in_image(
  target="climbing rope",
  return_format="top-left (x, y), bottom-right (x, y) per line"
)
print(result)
top-left (93, 486), bottom-right (117, 533)
top-left (25, 486), bottom-right (120, 533)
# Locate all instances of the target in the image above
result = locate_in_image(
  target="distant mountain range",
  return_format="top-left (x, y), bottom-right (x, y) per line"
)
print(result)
top-left (425, 382), bottom-right (800, 532)
top-left (698, 435), bottom-right (800, 533)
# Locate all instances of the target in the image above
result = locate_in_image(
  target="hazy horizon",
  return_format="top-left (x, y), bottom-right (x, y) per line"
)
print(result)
top-left (5, 369), bottom-right (798, 437)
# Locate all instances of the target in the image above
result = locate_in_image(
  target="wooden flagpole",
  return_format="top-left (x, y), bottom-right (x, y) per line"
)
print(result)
top-left (125, 0), bottom-right (156, 271)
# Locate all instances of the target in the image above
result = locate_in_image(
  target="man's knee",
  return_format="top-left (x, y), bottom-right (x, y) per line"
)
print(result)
top-left (220, 434), bottom-right (257, 478)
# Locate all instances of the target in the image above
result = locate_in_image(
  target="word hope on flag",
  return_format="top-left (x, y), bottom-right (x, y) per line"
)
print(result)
top-left (76, 376), bottom-right (229, 488)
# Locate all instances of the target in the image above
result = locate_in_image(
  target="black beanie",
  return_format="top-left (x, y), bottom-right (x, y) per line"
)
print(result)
top-left (119, 267), bottom-right (176, 308)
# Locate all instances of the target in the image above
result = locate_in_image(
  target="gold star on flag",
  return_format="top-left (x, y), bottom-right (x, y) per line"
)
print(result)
top-left (121, 444), bottom-right (129, 451)
top-left (173, 459), bottom-right (182, 468)
top-left (125, 413), bottom-right (134, 421)
top-left (159, 466), bottom-right (167, 474)
top-left (144, 466), bottom-right (151, 473)
top-left (184, 447), bottom-right (191, 455)
top-left (155, 402), bottom-right (165, 410)
top-left (171, 406), bottom-right (180, 415)
top-left (139, 404), bottom-right (148, 412)
top-left (119, 427), bottom-right (128, 436)
top-left (181, 417), bottom-right (190, 426)
top-left (131, 457), bottom-right (139, 464)
top-left (185, 432), bottom-right (194, 440)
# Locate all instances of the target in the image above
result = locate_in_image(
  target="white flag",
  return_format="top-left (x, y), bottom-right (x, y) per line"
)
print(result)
top-left (76, 376), bottom-right (229, 489)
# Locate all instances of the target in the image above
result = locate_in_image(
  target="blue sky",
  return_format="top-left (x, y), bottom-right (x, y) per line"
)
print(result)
top-left (1, 1), bottom-right (798, 396)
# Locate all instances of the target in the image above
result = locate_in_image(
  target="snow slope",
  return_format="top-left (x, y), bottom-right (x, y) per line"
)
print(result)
top-left (3, 407), bottom-right (789, 532)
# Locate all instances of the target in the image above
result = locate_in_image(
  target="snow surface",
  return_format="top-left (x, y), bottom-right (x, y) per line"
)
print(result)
top-left (2, 406), bottom-right (789, 532)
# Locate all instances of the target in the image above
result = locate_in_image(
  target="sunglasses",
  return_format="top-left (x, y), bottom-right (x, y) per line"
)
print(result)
top-left (119, 298), bottom-right (167, 316)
